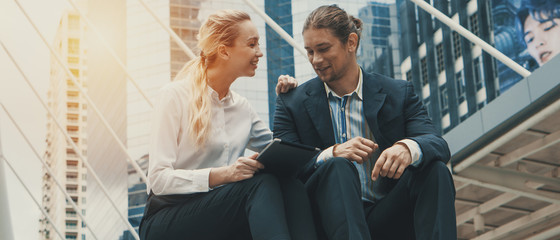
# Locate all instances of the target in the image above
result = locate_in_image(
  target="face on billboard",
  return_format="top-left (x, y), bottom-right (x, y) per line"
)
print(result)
top-left (523, 17), bottom-right (560, 66)
top-left (494, 0), bottom-right (560, 93)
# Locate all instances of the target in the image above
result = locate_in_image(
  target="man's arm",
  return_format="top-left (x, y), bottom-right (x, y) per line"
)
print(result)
top-left (372, 81), bottom-right (450, 180)
top-left (273, 94), bottom-right (300, 142)
top-left (273, 94), bottom-right (319, 180)
top-left (401, 82), bottom-right (450, 167)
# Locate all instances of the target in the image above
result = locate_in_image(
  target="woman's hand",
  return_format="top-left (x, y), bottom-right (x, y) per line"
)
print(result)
top-left (209, 153), bottom-right (264, 188)
top-left (276, 75), bottom-right (298, 95)
top-left (227, 153), bottom-right (264, 182)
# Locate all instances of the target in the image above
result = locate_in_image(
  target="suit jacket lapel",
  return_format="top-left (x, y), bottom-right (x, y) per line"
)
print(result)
top-left (362, 71), bottom-right (388, 146)
top-left (304, 79), bottom-right (336, 148)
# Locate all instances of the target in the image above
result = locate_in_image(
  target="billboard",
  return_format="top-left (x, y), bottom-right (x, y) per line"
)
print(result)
top-left (492, 0), bottom-right (560, 92)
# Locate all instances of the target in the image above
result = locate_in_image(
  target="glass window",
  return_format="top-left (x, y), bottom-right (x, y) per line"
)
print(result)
top-left (440, 86), bottom-right (448, 111)
top-left (68, 15), bottom-right (80, 30)
top-left (469, 13), bottom-right (479, 37)
top-left (473, 57), bottom-right (484, 90)
top-left (170, 7), bottom-right (179, 18)
top-left (453, 32), bottom-right (462, 59)
top-left (456, 70), bottom-right (466, 101)
top-left (423, 99), bottom-right (432, 118)
top-left (68, 57), bottom-right (79, 64)
top-left (70, 69), bottom-right (79, 78)
top-left (436, 44), bottom-right (444, 73)
top-left (406, 70), bottom-right (412, 82)
top-left (421, 57), bottom-right (428, 85)
top-left (68, 39), bottom-right (80, 55)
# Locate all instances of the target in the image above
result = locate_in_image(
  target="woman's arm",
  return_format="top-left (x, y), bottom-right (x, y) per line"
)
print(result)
top-left (208, 153), bottom-right (263, 188)
top-left (246, 103), bottom-right (273, 152)
top-left (149, 85), bottom-right (211, 195)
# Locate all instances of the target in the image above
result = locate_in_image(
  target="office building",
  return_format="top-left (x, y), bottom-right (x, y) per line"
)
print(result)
top-left (121, 155), bottom-right (148, 240)
top-left (40, 8), bottom-right (90, 240)
top-left (358, 2), bottom-right (401, 80)
top-left (397, 0), bottom-right (498, 134)
top-left (40, 0), bottom-right (129, 239)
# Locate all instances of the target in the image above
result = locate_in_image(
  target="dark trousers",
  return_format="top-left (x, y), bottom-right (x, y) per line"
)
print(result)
top-left (305, 157), bottom-right (456, 240)
top-left (139, 173), bottom-right (317, 240)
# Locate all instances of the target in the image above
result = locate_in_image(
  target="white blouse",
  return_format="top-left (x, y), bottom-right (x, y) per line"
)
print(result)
top-left (148, 80), bottom-right (272, 195)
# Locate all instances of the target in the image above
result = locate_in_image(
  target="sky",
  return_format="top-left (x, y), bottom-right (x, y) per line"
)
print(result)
top-left (0, 0), bottom-right (69, 239)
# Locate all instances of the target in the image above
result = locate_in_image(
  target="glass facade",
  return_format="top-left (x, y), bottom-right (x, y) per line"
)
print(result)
top-left (265, 0), bottom-right (295, 126)
top-left (397, 0), bottom-right (498, 134)
top-left (358, 2), bottom-right (401, 79)
top-left (121, 156), bottom-right (148, 240)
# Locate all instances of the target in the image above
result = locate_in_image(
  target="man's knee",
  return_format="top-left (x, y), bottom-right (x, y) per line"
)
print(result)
top-left (426, 161), bottom-right (452, 180)
top-left (251, 173), bottom-right (280, 187)
top-left (318, 157), bottom-right (358, 175)
top-left (414, 161), bottom-right (455, 194)
top-left (307, 157), bottom-right (361, 192)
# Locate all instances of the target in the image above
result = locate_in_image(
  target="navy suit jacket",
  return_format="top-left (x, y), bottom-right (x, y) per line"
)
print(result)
top-left (273, 69), bottom-right (450, 179)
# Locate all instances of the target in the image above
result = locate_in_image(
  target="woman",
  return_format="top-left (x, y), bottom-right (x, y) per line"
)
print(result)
top-left (139, 10), bottom-right (316, 240)
top-left (516, 0), bottom-right (560, 67)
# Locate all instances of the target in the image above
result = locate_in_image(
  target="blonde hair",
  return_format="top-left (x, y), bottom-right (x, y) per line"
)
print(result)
top-left (175, 10), bottom-right (251, 146)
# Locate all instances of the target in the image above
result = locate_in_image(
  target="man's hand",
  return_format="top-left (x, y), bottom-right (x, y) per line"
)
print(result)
top-left (276, 75), bottom-right (298, 95)
top-left (371, 143), bottom-right (412, 181)
top-left (333, 137), bottom-right (378, 164)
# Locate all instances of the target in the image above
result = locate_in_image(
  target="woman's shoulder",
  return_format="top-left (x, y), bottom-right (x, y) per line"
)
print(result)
top-left (230, 90), bottom-right (250, 106)
top-left (158, 80), bottom-right (189, 99)
top-left (154, 80), bottom-right (191, 110)
top-left (160, 79), bottom-right (188, 93)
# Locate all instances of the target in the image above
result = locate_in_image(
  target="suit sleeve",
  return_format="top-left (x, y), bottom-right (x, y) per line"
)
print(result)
top-left (273, 94), bottom-right (300, 142)
top-left (402, 82), bottom-right (451, 168)
top-left (273, 94), bottom-right (319, 180)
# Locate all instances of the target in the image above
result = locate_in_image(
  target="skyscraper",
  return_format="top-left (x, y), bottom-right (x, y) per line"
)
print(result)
top-left (40, 1), bottom-right (129, 239)
top-left (397, 0), bottom-right (498, 134)
top-left (358, 1), bottom-right (401, 79)
top-left (121, 155), bottom-right (148, 240)
top-left (40, 8), bottom-right (90, 240)
top-left (265, 0), bottom-right (295, 124)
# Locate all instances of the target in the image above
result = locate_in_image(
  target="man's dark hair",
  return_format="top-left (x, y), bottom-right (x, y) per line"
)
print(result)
top-left (303, 4), bottom-right (363, 50)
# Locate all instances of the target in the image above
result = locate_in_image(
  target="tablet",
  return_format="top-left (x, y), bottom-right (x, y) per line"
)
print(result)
top-left (257, 139), bottom-right (320, 176)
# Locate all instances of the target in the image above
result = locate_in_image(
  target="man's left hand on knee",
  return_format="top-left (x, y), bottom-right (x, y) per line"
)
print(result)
top-left (371, 143), bottom-right (412, 181)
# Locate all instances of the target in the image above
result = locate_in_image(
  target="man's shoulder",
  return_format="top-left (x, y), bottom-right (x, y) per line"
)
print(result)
top-left (367, 71), bottom-right (408, 86)
top-left (278, 77), bottom-right (322, 101)
top-left (364, 71), bottom-right (410, 94)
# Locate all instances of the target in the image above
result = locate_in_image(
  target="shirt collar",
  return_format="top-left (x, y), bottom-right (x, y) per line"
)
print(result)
top-left (208, 85), bottom-right (234, 104)
top-left (324, 68), bottom-right (363, 100)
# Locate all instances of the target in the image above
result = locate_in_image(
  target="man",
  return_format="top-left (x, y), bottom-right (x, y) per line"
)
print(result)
top-left (273, 5), bottom-right (456, 240)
